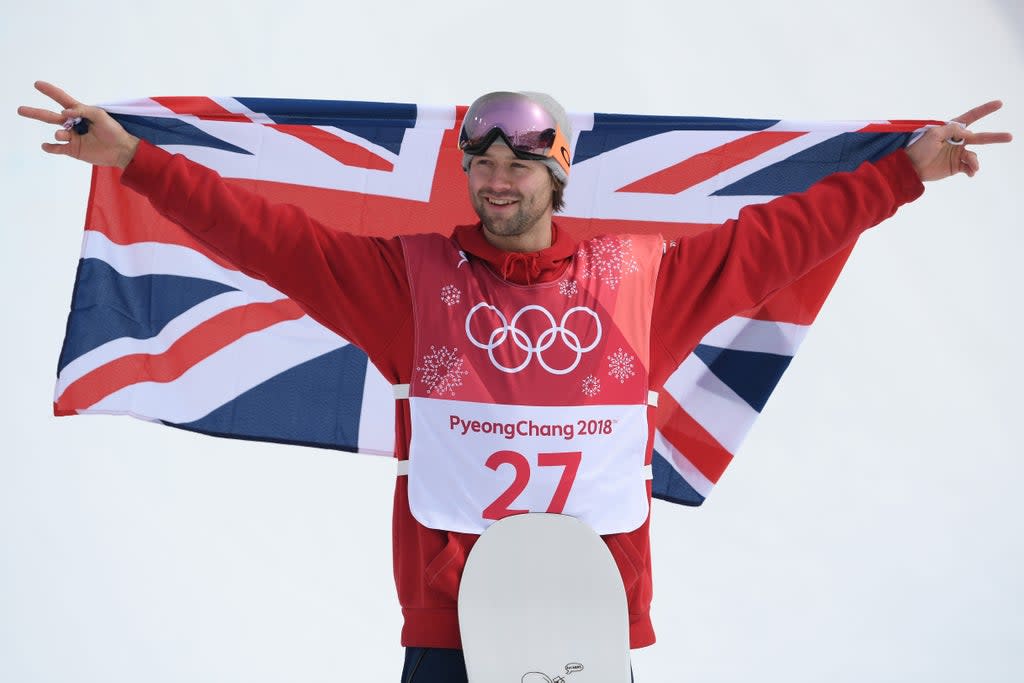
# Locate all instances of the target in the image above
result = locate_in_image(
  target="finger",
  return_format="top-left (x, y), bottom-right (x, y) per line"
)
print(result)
top-left (952, 100), bottom-right (1003, 126)
top-left (55, 129), bottom-right (73, 142)
top-left (41, 142), bottom-right (74, 156)
top-left (963, 130), bottom-right (1013, 145)
top-left (34, 80), bottom-right (80, 109)
top-left (960, 149), bottom-right (979, 177)
top-left (16, 105), bottom-right (65, 125)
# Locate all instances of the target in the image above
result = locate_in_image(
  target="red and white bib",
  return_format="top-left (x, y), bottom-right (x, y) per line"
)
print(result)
top-left (399, 232), bottom-right (661, 535)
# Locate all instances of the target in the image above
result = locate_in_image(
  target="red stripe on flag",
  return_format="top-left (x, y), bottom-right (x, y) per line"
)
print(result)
top-left (617, 131), bottom-right (807, 195)
top-left (55, 299), bottom-right (305, 412)
top-left (857, 119), bottom-right (941, 133)
top-left (655, 390), bottom-right (733, 484)
top-left (152, 96), bottom-right (253, 122)
top-left (267, 124), bottom-right (394, 171)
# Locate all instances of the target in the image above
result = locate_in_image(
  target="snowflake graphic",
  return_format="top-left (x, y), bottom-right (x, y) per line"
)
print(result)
top-left (581, 374), bottom-right (601, 397)
top-left (581, 236), bottom-right (640, 289)
top-left (558, 279), bottom-right (578, 297)
top-left (440, 284), bottom-right (461, 306)
top-left (607, 347), bottom-right (636, 384)
top-left (416, 345), bottom-right (469, 397)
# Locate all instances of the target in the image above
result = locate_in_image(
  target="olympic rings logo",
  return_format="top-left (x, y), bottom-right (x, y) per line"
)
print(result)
top-left (465, 303), bottom-right (602, 375)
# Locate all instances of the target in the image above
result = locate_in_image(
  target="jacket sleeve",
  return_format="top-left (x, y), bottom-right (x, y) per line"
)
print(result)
top-left (651, 148), bottom-right (925, 365)
top-left (120, 140), bottom-right (411, 362)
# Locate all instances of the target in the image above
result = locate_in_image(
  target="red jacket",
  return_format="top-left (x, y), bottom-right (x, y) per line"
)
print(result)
top-left (122, 140), bottom-right (924, 648)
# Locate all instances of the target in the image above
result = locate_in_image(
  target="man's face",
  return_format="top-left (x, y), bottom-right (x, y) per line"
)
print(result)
top-left (467, 142), bottom-right (554, 242)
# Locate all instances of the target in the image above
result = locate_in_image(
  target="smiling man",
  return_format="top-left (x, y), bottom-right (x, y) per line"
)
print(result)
top-left (18, 83), bottom-right (1011, 682)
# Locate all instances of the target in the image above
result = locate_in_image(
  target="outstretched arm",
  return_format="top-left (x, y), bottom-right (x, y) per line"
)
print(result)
top-left (18, 81), bottom-right (412, 365)
top-left (651, 101), bottom-right (1012, 370)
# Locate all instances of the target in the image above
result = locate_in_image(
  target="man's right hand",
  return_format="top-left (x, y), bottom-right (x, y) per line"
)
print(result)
top-left (18, 81), bottom-right (139, 169)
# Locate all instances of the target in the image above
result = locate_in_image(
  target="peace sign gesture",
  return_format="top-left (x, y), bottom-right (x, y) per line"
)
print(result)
top-left (17, 81), bottom-right (139, 169)
top-left (906, 101), bottom-right (1012, 181)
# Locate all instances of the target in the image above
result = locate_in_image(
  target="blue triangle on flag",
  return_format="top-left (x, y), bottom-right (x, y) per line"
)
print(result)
top-left (111, 113), bottom-right (253, 155)
top-left (712, 131), bottom-right (912, 196)
top-left (573, 113), bottom-right (779, 166)
top-left (57, 258), bottom-right (237, 373)
top-left (235, 98), bottom-right (417, 156)
top-left (175, 344), bottom-right (369, 451)
top-left (692, 344), bottom-right (792, 413)
top-left (652, 450), bottom-right (706, 507)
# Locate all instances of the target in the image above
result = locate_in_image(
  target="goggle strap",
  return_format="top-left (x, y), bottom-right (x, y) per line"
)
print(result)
top-left (548, 125), bottom-right (571, 176)
top-left (460, 125), bottom-right (571, 176)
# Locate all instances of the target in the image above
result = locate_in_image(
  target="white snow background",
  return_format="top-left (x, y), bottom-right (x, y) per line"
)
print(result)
top-left (2, 1), bottom-right (1021, 681)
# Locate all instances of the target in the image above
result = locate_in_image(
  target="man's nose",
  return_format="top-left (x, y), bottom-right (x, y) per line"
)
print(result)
top-left (485, 166), bottom-right (514, 190)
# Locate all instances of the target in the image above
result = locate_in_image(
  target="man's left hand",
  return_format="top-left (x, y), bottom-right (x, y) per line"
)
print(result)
top-left (907, 100), bottom-right (1012, 181)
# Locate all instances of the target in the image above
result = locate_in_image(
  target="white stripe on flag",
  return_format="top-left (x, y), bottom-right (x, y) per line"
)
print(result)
top-left (766, 119), bottom-right (891, 133)
top-left (211, 97), bottom-right (275, 125)
top-left (357, 364), bottom-right (398, 457)
top-left (85, 316), bottom-right (346, 423)
top-left (701, 316), bottom-right (809, 356)
top-left (55, 290), bottom-right (285, 399)
top-left (663, 354), bottom-right (759, 456)
top-left (100, 98), bottom-right (186, 117)
top-left (81, 230), bottom-right (283, 299)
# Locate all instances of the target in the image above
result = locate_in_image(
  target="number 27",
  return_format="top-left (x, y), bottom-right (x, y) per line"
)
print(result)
top-left (482, 450), bottom-right (582, 521)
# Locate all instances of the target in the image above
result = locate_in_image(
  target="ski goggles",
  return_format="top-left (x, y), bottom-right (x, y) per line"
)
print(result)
top-left (458, 92), bottom-right (571, 177)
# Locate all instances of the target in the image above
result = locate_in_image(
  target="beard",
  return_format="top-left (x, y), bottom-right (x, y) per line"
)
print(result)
top-left (471, 190), bottom-right (551, 240)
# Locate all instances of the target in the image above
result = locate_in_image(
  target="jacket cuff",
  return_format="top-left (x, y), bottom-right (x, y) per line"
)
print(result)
top-left (877, 147), bottom-right (925, 205)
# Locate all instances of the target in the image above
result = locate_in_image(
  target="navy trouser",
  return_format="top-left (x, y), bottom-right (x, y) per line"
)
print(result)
top-left (401, 647), bottom-right (634, 682)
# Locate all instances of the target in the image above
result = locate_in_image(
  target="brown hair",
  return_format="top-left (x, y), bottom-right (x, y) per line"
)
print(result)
top-left (551, 172), bottom-right (566, 213)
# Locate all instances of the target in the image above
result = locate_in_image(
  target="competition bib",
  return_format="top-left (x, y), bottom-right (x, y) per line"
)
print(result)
top-left (400, 232), bottom-right (662, 535)
top-left (406, 398), bottom-right (651, 534)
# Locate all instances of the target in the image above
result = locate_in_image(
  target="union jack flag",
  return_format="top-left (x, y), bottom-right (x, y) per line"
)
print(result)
top-left (53, 96), bottom-right (936, 506)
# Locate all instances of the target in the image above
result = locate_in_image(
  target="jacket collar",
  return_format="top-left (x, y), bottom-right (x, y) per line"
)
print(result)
top-left (451, 222), bottom-right (576, 285)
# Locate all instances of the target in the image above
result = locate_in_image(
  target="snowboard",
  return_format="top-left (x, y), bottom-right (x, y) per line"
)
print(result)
top-left (458, 513), bottom-right (631, 682)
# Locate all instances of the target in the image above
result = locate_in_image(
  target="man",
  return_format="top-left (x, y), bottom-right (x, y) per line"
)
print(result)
top-left (18, 82), bottom-right (1011, 682)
